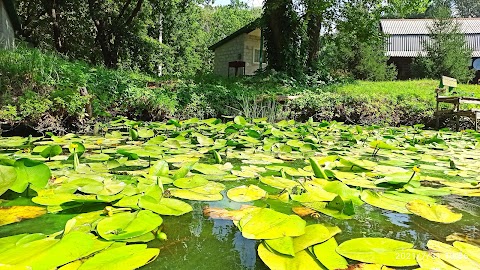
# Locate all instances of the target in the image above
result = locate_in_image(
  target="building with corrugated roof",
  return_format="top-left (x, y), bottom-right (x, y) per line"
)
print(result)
top-left (380, 18), bottom-right (480, 80)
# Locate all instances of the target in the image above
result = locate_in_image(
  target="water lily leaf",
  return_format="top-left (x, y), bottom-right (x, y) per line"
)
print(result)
top-left (404, 184), bottom-right (451, 197)
top-left (16, 231), bottom-right (111, 269)
top-left (292, 224), bottom-right (340, 252)
top-left (234, 116), bottom-right (247, 126)
top-left (40, 145), bottom-right (63, 159)
top-left (302, 202), bottom-right (354, 219)
top-left (194, 133), bottom-right (214, 146)
top-left (139, 196), bottom-right (192, 216)
top-left (258, 243), bottom-right (323, 270)
top-left (168, 188), bottom-right (223, 201)
top-left (336, 238), bottom-right (425, 267)
top-left (265, 237), bottom-right (295, 256)
top-left (260, 176), bottom-right (298, 190)
top-left (416, 253), bottom-right (457, 270)
top-left (290, 183), bottom-right (337, 203)
top-left (173, 162), bottom-right (196, 179)
top-left (78, 244), bottom-right (159, 270)
top-left (149, 160), bottom-right (169, 177)
top-left (11, 158), bottom-right (51, 192)
top-left (96, 210), bottom-right (163, 241)
top-left (0, 206), bottom-right (47, 226)
top-left (453, 241), bottom-right (480, 264)
top-left (64, 210), bottom-right (105, 234)
top-left (339, 157), bottom-right (376, 170)
top-left (173, 175), bottom-right (208, 189)
top-left (361, 190), bottom-right (410, 214)
top-left (427, 240), bottom-right (480, 269)
top-left (0, 233), bottom-right (47, 254)
top-left (86, 153), bottom-right (111, 161)
top-left (0, 237), bottom-right (59, 265)
top-left (322, 181), bottom-right (363, 205)
top-left (32, 192), bottom-right (99, 206)
top-left (312, 238), bottom-right (348, 270)
top-left (370, 140), bottom-right (398, 150)
top-left (406, 200), bottom-right (462, 223)
top-left (227, 185), bottom-right (267, 202)
top-left (137, 128), bottom-right (155, 138)
top-left (0, 165), bottom-right (17, 196)
top-left (192, 163), bottom-right (227, 175)
top-left (237, 208), bottom-right (306, 240)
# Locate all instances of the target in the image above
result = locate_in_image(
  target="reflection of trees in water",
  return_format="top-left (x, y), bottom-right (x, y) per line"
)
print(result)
top-left (189, 201), bottom-right (204, 237)
top-left (233, 231), bottom-right (257, 270)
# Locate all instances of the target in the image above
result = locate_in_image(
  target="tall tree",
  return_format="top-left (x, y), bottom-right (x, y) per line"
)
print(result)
top-left (263, 0), bottom-right (301, 76)
top-left (86, 0), bottom-right (145, 68)
top-left (412, 7), bottom-right (474, 82)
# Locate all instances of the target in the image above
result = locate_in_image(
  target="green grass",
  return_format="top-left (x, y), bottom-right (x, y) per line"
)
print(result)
top-left (336, 80), bottom-right (480, 98)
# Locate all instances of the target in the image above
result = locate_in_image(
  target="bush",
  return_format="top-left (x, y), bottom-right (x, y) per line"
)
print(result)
top-left (2, 46), bottom-right (480, 133)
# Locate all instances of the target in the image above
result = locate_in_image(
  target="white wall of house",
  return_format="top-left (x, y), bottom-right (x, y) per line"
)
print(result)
top-left (213, 34), bottom-right (247, 76)
top-left (0, 0), bottom-right (15, 49)
top-left (244, 34), bottom-right (262, 75)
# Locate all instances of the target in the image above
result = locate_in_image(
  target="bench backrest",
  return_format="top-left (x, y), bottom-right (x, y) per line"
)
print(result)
top-left (436, 76), bottom-right (457, 95)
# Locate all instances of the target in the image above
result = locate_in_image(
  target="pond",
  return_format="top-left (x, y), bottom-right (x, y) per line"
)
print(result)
top-left (0, 117), bottom-right (479, 269)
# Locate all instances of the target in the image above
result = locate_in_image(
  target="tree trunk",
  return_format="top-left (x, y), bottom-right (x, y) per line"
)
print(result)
top-left (45, 0), bottom-right (66, 53)
top-left (306, 13), bottom-right (322, 70)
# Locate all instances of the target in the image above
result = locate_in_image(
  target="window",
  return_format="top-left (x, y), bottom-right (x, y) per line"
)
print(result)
top-left (253, 49), bottom-right (263, 64)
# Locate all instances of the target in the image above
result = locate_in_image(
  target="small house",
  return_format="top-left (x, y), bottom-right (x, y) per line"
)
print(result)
top-left (380, 18), bottom-right (480, 80)
top-left (0, 0), bottom-right (19, 49)
top-left (209, 19), bottom-right (265, 76)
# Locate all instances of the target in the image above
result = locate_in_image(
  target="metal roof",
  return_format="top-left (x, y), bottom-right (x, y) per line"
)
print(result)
top-left (380, 18), bottom-right (480, 35)
top-left (381, 19), bottom-right (480, 58)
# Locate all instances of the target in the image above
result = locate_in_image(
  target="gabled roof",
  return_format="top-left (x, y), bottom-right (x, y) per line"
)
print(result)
top-left (3, 0), bottom-right (21, 31)
top-left (208, 18), bottom-right (261, 51)
top-left (380, 18), bottom-right (480, 58)
top-left (380, 18), bottom-right (480, 35)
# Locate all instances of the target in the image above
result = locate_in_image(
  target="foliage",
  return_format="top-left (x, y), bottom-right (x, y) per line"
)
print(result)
top-left (1, 117), bottom-right (480, 268)
top-left (15, 0), bottom-right (261, 76)
top-left (412, 8), bottom-right (475, 83)
top-left (325, 0), bottom-right (397, 81)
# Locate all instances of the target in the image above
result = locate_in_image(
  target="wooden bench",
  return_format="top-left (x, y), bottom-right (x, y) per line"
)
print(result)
top-left (435, 76), bottom-right (480, 131)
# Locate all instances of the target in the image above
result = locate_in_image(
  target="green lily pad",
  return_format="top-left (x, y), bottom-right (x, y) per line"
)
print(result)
top-left (336, 237), bottom-right (425, 267)
top-left (237, 208), bottom-right (306, 240)
top-left (139, 196), bottom-right (192, 216)
top-left (312, 238), bottom-right (348, 270)
top-left (227, 185), bottom-right (267, 202)
top-left (96, 210), bottom-right (163, 241)
top-left (406, 200), bottom-right (462, 223)
top-left (78, 244), bottom-right (159, 270)
top-left (173, 175), bottom-right (208, 189)
top-left (258, 243), bottom-right (323, 270)
top-left (361, 190), bottom-right (410, 214)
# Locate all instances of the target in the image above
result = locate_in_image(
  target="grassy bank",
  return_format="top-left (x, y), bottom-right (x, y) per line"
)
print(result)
top-left (1, 47), bottom-right (480, 133)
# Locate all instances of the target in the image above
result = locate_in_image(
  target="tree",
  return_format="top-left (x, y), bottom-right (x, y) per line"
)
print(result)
top-left (326, 0), bottom-right (397, 81)
top-left (263, 0), bottom-right (301, 76)
top-left (412, 8), bottom-right (474, 82)
top-left (453, 0), bottom-right (480, 17)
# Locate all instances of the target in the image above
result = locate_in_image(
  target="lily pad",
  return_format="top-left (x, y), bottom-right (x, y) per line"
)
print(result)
top-left (312, 238), bottom-right (348, 270)
top-left (258, 243), bottom-right (323, 270)
top-left (96, 210), bottom-right (163, 241)
top-left (139, 196), bottom-right (193, 216)
top-left (237, 208), bottom-right (306, 240)
top-left (227, 185), bottom-right (267, 202)
top-left (406, 200), bottom-right (462, 223)
top-left (78, 244), bottom-right (159, 270)
top-left (336, 237), bottom-right (425, 267)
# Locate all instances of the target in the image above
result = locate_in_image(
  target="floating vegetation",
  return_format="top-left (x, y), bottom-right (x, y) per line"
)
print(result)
top-left (1, 117), bottom-right (480, 269)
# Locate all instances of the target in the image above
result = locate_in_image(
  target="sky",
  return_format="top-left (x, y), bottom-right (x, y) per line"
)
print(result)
top-left (214, 0), bottom-right (263, 7)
